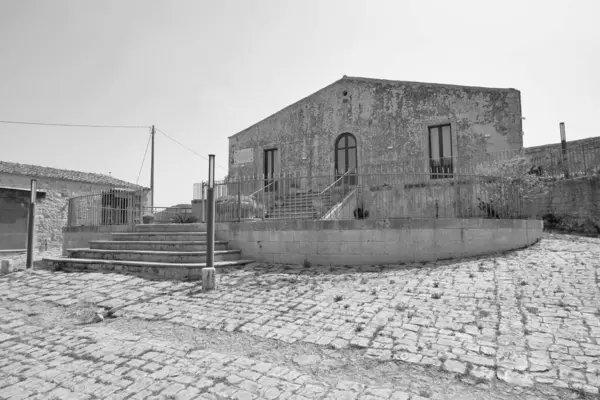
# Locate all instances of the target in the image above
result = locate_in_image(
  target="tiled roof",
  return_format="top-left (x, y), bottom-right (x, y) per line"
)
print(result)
top-left (0, 160), bottom-right (147, 189)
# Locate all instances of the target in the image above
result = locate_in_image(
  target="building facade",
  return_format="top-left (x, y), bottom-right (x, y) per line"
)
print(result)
top-left (0, 161), bottom-right (148, 251)
top-left (228, 76), bottom-right (523, 189)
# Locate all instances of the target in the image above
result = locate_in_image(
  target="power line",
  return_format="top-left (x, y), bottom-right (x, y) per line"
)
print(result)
top-left (0, 120), bottom-right (149, 129)
top-left (156, 128), bottom-right (228, 171)
top-left (136, 132), bottom-right (152, 184)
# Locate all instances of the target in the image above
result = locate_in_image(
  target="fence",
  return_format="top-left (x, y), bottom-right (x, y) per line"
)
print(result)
top-left (67, 189), bottom-right (146, 227)
top-left (527, 144), bottom-right (600, 179)
top-left (197, 172), bottom-right (543, 223)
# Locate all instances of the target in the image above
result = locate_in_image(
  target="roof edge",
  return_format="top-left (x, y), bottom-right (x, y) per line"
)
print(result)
top-left (227, 77), bottom-right (345, 140)
top-left (227, 75), bottom-right (520, 140)
top-left (342, 75), bottom-right (519, 92)
top-left (0, 168), bottom-right (148, 190)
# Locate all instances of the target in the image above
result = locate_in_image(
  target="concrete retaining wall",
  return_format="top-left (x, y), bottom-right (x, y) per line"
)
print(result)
top-left (213, 218), bottom-right (542, 265)
top-left (62, 225), bottom-right (131, 256)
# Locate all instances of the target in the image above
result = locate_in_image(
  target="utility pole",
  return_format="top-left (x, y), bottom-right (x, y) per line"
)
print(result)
top-left (560, 122), bottom-right (569, 179)
top-left (150, 125), bottom-right (155, 208)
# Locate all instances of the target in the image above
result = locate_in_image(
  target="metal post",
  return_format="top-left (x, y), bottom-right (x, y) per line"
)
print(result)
top-left (26, 179), bottom-right (37, 268)
top-left (150, 125), bottom-right (155, 208)
top-left (201, 183), bottom-right (206, 223)
top-left (139, 189), bottom-right (144, 224)
top-left (206, 155), bottom-right (215, 269)
top-left (560, 122), bottom-right (569, 179)
top-left (67, 198), bottom-right (72, 227)
top-left (237, 179), bottom-right (242, 222)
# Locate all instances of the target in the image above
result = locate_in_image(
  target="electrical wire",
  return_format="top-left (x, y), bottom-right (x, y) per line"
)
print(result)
top-left (0, 120), bottom-right (149, 129)
top-left (136, 132), bottom-right (152, 184)
top-left (155, 128), bottom-right (228, 171)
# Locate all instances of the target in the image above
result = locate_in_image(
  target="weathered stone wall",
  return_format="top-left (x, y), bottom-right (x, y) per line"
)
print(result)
top-left (532, 175), bottom-right (600, 234)
top-left (0, 172), bottom-right (122, 250)
top-left (228, 77), bottom-right (522, 188)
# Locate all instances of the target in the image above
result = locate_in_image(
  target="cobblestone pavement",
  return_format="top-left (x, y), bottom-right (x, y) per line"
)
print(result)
top-left (0, 233), bottom-right (599, 399)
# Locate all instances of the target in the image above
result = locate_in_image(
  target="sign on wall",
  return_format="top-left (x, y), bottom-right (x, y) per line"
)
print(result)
top-left (233, 148), bottom-right (254, 165)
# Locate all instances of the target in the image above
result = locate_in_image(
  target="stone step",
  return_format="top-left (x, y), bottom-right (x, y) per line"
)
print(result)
top-left (111, 232), bottom-right (207, 241)
top-left (66, 248), bottom-right (241, 263)
top-left (42, 257), bottom-right (254, 281)
top-left (135, 223), bottom-right (205, 232)
top-left (89, 240), bottom-right (228, 252)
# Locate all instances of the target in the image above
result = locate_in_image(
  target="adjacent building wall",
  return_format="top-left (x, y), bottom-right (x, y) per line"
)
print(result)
top-left (228, 77), bottom-right (522, 189)
top-left (532, 175), bottom-right (600, 234)
top-left (0, 172), bottom-right (130, 250)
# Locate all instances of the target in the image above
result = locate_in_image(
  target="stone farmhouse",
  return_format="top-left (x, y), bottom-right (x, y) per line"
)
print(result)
top-left (228, 76), bottom-right (523, 183)
top-left (0, 161), bottom-right (148, 251)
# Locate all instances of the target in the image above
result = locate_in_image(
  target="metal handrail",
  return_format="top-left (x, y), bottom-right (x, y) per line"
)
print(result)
top-left (249, 177), bottom-right (277, 198)
top-left (320, 168), bottom-right (355, 195)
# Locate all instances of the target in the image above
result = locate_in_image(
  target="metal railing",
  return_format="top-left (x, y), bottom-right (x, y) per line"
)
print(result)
top-left (191, 149), bottom-right (530, 200)
top-left (317, 169), bottom-right (355, 218)
top-left (526, 144), bottom-right (600, 179)
top-left (67, 188), bottom-right (197, 227)
top-left (196, 172), bottom-right (543, 223)
top-left (67, 189), bottom-right (147, 227)
top-left (143, 206), bottom-right (195, 223)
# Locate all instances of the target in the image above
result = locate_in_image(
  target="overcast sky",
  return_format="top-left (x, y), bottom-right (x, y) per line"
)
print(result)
top-left (1, 0), bottom-right (598, 206)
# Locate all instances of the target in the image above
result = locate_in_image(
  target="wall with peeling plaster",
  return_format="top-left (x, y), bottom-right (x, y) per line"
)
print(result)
top-left (0, 173), bottom-right (124, 250)
top-left (228, 77), bottom-right (522, 188)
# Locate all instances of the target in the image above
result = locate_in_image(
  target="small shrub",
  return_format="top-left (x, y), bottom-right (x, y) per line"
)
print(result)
top-left (519, 280), bottom-right (528, 286)
top-left (142, 214), bottom-right (155, 224)
top-left (433, 281), bottom-right (439, 288)
top-left (479, 310), bottom-right (491, 318)
top-left (353, 207), bottom-right (370, 220)
top-left (355, 325), bottom-right (364, 333)
top-left (334, 295), bottom-right (344, 302)
top-left (343, 304), bottom-right (350, 309)
top-left (171, 213), bottom-right (198, 224)
top-left (371, 289), bottom-right (377, 296)
top-left (431, 293), bottom-right (442, 299)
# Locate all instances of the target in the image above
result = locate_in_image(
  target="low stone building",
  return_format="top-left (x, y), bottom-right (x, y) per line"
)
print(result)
top-left (228, 76), bottom-right (523, 182)
top-left (0, 161), bottom-right (148, 251)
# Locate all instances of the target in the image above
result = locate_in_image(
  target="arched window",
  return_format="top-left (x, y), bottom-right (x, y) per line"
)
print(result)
top-left (334, 133), bottom-right (358, 185)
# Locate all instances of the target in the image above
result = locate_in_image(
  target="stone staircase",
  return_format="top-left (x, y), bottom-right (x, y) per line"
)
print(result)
top-left (43, 223), bottom-right (253, 280)
top-left (266, 192), bottom-right (337, 220)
